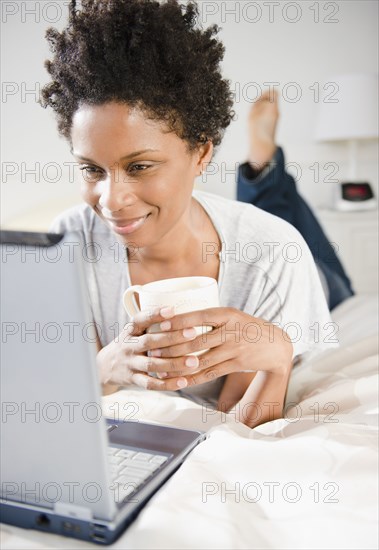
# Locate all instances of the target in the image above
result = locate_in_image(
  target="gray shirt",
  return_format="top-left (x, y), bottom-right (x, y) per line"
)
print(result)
top-left (51, 190), bottom-right (337, 406)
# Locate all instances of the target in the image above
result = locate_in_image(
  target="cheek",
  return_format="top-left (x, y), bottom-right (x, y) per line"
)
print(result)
top-left (80, 181), bottom-right (98, 207)
top-left (160, 164), bottom-right (196, 203)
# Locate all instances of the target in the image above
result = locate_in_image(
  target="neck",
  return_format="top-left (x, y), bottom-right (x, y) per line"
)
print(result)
top-left (132, 197), bottom-right (205, 268)
top-left (127, 198), bottom-right (221, 285)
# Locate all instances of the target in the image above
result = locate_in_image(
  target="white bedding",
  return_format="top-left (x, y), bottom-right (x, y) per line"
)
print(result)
top-left (1, 295), bottom-right (378, 549)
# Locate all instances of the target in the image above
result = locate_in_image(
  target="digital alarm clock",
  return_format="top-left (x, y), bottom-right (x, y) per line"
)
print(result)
top-left (334, 182), bottom-right (377, 211)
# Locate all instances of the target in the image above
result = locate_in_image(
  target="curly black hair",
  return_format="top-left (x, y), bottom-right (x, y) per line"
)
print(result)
top-left (40, 0), bottom-right (235, 150)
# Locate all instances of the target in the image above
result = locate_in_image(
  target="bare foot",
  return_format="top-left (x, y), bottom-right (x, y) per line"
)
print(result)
top-left (248, 89), bottom-right (279, 171)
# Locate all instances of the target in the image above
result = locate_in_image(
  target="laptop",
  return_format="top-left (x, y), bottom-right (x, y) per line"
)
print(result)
top-left (0, 230), bottom-right (205, 545)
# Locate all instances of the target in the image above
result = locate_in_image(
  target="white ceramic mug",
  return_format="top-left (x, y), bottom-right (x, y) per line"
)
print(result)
top-left (123, 276), bottom-right (220, 349)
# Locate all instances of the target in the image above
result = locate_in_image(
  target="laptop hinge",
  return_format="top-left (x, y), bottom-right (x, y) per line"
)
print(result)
top-left (54, 502), bottom-right (93, 521)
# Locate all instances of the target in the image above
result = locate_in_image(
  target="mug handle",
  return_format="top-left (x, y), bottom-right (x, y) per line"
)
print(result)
top-left (123, 285), bottom-right (143, 317)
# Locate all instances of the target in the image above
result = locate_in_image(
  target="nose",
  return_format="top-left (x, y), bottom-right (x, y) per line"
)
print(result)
top-left (97, 169), bottom-right (136, 212)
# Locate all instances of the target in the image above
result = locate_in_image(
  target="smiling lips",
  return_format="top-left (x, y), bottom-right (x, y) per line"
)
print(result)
top-left (106, 214), bottom-right (150, 235)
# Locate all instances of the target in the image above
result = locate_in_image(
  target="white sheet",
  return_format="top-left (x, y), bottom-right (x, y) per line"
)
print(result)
top-left (1, 295), bottom-right (378, 549)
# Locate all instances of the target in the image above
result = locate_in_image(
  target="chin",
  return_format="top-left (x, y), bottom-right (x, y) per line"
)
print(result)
top-left (116, 232), bottom-right (157, 251)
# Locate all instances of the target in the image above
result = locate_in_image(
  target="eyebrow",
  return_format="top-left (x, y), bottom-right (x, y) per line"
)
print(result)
top-left (73, 149), bottom-right (160, 163)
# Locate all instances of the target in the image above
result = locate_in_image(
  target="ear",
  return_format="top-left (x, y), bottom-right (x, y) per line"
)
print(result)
top-left (195, 140), bottom-right (214, 177)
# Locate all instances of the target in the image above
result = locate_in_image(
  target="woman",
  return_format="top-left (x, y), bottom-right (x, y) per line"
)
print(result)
top-left (42, 0), bottom-right (336, 428)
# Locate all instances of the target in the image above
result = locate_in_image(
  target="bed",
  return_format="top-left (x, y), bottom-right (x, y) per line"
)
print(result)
top-left (1, 294), bottom-right (378, 549)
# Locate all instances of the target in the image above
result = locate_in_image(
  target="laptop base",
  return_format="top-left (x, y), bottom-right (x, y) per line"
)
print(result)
top-left (1, 501), bottom-right (129, 545)
top-left (1, 458), bottom-right (182, 546)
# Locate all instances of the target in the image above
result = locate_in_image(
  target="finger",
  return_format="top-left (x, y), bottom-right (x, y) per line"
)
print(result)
top-left (128, 354), bottom-right (201, 375)
top-left (160, 347), bottom-right (225, 378)
top-left (128, 306), bottom-right (176, 336)
top-left (133, 326), bottom-right (198, 354)
top-left (182, 360), bottom-right (236, 387)
top-left (156, 307), bottom-right (228, 333)
top-left (130, 372), bottom-right (189, 392)
top-left (153, 325), bottom-right (227, 358)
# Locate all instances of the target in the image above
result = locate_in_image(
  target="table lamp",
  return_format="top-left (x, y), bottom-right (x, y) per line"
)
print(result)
top-left (315, 73), bottom-right (378, 211)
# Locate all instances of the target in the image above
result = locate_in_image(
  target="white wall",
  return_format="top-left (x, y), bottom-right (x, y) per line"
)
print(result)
top-left (1, 0), bottom-right (378, 229)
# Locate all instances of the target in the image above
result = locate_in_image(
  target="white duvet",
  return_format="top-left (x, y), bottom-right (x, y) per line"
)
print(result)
top-left (1, 295), bottom-right (378, 549)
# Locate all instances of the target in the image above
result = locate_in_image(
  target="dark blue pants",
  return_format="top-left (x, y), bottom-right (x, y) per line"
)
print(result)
top-left (237, 147), bottom-right (354, 311)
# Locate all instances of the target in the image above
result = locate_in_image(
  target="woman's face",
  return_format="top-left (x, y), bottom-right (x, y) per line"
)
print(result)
top-left (71, 102), bottom-right (212, 248)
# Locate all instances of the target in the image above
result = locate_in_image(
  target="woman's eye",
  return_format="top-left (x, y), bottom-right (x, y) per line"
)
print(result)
top-left (79, 166), bottom-right (103, 180)
top-left (129, 164), bottom-right (149, 173)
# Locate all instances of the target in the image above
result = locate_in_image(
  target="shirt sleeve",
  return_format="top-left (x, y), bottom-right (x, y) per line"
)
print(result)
top-left (250, 226), bottom-right (340, 362)
top-left (49, 207), bottom-right (84, 234)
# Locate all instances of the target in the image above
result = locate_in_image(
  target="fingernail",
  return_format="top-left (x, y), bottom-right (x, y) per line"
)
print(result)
top-left (160, 321), bottom-right (171, 331)
top-left (150, 349), bottom-right (162, 357)
top-left (183, 328), bottom-right (197, 339)
top-left (185, 356), bottom-right (199, 368)
top-left (160, 307), bottom-right (175, 318)
top-left (177, 378), bottom-right (187, 388)
top-left (157, 372), bottom-right (167, 378)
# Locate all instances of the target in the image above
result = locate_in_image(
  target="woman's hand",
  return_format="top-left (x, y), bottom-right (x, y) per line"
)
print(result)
top-left (96, 306), bottom-right (207, 391)
top-left (97, 306), bottom-right (293, 395)
top-left (147, 307), bottom-right (293, 387)
top-left (148, 306), bottom-right (294, 429)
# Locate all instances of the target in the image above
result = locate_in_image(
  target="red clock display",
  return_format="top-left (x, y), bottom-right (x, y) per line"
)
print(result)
top-left (342, 183), bottom-right (373, 202)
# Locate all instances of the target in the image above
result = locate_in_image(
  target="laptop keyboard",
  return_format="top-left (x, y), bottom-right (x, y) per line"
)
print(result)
top-left (108, 446), bottom-right (169, 503)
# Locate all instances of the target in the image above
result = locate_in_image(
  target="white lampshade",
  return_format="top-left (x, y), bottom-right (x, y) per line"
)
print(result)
top-left (315, 73), bottom-right (378, 142)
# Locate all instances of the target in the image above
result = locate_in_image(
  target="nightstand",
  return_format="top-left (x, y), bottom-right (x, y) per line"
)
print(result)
top-left (316, 208), bottom-right (378, 294)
